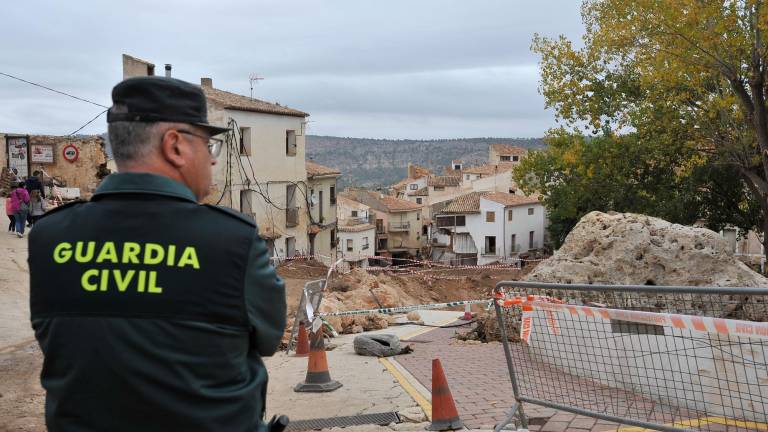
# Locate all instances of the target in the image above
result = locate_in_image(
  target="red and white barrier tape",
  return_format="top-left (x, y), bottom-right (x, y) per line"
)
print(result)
top-left (502, 298), bottom-right (768, 342)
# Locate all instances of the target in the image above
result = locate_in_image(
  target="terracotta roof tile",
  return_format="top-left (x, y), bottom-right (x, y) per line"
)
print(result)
top-left (490, 144), bottom-right (529, 156)
top-left (378, 195), bottom-right (422, 212)
top-left (482, 192), bottom-right (541, 207)
top-left (439, 192), bottom-right (485, 214)
top-left (428, 176), bottom-right (461, 187)
top-left (338, 223), bottom-right (376, 233)
top-left (306, 161), bottom-right (341, 178)
top-left (202, 86), bottom-right (308, 117)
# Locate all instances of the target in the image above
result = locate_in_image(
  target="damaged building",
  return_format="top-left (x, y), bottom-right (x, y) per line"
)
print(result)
top-left (1, 133), bottom-right (109, 199)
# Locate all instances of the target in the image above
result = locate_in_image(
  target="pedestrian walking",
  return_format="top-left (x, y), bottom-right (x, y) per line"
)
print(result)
top-left (28, 190), bottom-right (47, 226)
top-left (9, 182), bottom-right (30, 238)
top-left (5, 192), bottom-right (15, 233)
top-left (28, 76), bottom-right (287, 432)
top-left (25, 170), bottom-right (45, 198)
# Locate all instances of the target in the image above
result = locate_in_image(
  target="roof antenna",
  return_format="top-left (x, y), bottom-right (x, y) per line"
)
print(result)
top-left (249, 73), bottom-right (264, 99)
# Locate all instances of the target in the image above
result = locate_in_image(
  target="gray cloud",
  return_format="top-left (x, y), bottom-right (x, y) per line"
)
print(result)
top-left (1, 0), bottom-right (584, 138)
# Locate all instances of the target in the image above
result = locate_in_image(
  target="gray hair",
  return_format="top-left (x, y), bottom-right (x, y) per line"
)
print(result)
top-left (107, 121), bottom-right (164, 164)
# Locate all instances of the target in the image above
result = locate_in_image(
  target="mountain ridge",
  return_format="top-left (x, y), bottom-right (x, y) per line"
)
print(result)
top-left (306, 135), bottom-right (545, 188)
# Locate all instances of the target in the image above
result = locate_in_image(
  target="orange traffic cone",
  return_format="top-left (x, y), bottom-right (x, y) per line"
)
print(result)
top-left (460, 304), bottom-right (472, 320)
top-left (294, 327), bottom-right (342, 392)
top-left (428, 359), bottom-right (463, 431)
top-left (294, 322), bottom-right (309, 357)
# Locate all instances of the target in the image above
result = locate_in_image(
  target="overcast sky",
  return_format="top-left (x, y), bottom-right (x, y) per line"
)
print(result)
top-left (1, 1), bottom-right (584, 139)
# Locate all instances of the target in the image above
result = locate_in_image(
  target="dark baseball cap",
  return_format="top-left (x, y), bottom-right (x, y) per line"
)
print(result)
top-left (107, 76), bottom-right (229, 136)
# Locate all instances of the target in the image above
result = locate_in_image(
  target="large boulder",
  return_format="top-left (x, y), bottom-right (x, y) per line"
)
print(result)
top-left (526, 212), bottom-right (768, 320)
top-left (529, 211), bottom-right (767, 287)
top-left (353, 334), bottom-right (412, 357)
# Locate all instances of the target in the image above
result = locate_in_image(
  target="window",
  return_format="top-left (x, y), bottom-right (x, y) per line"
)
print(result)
top-left (330, 185), bottom-right (336, 205)
top-left (417, 212), bottom-right (420, 220)
top-left (528, 207), bottom-right (534, 215)
top-left (240, 189), bottom-right (252, 214)
top-left (286, 184), bottom-right (297, 208)
top-left (500, 155), bottom-right (511, 161)
top-left (453, 164), bottom-right (461, 170)
top-left (529, 231), bottom-right (535, 249)
top-left (433, 186), bottom-right (445, 191)
top-left (239, 127), bottom-right (251, 155)
top-left (330, 229), bottom-right (336, 248)
top-left (508, 209), bottom-right (514, 221)
top-left (513, 155), bottom-right (519, 162)
top-left (286, 130), bottom-right (297, 156)
top-left (465, 174), bottom-right (471, 180)
top-left (416, 198), bottom-right (423, 204)
top-left (351, 210), bottom-right (358, 217)
top-left (346, 239), bottom-right (353, 252)
top-left (286, 237), bottom-right (296, 257)
top-left (485, 236), bottom-right (496, 255)
top-left (422, 225), bottom-right (428, 235)
top-left (409, 184), bottom-right (418, 190)
top-left (486, 211), bottom-right (495, 223)
top-left (509, 188), bottom-right (516, 194)
top-left (436, 215), bottom-right (466, 227)
top-left (362, 237), bottom-right (369, 250)
top-left (511, 234), bottom-right (517, 252)
top-left (319, 190), bottom-right (324, 222)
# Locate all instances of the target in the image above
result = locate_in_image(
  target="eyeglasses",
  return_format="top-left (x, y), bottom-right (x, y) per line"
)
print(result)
top-left (177, 130), bottom-right (223, 158)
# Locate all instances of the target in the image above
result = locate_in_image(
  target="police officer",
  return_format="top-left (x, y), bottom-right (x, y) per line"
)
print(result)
top-left (28, 76), bottom-right (287, 431)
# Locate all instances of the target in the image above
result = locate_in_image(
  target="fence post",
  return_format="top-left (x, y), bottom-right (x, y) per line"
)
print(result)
top-left (493, 291), bottom-right (528, 431)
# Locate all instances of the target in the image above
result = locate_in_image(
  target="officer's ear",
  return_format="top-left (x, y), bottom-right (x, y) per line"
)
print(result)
top-left (160, 129), bottom-right (187, 169)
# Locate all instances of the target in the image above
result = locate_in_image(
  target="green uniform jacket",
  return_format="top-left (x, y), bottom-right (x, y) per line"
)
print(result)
top-left (28, 173), bottom-right (287, 432)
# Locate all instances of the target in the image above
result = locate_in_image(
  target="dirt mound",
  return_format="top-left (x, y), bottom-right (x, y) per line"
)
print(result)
top-left (529, 211), bottom-right (768, 287)
top-left (526, 211), bottom-right (768, 320)
top-left (276, 259), bottom-right (329, 280)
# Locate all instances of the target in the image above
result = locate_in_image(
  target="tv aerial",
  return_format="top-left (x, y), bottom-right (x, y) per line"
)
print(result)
top-left (249, 74), bottom-right (264, 99)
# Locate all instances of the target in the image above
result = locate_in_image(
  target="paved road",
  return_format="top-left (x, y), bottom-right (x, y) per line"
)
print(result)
top-left (393, 325), bottom-right (759, 431)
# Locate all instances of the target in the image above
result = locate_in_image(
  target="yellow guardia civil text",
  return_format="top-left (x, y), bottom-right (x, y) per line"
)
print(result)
top-left (52, 241), bottom-right (201, 294)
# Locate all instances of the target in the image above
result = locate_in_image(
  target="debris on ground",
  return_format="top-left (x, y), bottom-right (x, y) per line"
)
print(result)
top-left (353, 334), bottom-right (413, 357)
top-left (406, 311), bottom-right (421, 321)
top-left (455, 313), bottom-right (519, 343)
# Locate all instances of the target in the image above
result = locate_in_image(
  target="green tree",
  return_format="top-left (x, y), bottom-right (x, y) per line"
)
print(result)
top-left (515, 131), bottom-right (702, 246)
top-left (530, 0), bottom-right (768, 254)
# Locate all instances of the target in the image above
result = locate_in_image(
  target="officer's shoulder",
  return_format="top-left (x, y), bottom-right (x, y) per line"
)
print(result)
top-left (39, 200), bottom-right (87, 220)
top-left (202, 204), bottom-right (256, 227)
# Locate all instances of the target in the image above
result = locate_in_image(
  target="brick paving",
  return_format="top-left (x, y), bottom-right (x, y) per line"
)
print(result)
top-left (394, 325), bottom-right (760, 431)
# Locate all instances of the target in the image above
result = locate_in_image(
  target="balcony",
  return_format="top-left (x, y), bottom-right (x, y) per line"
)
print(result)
top-left (286, 207), bottom-right (299, 228)
top-left (388, 221), bottom-right (410, 232)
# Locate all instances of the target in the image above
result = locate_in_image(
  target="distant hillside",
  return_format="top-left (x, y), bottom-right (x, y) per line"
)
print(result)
top-left (306, 136), bottom-right (546, 188)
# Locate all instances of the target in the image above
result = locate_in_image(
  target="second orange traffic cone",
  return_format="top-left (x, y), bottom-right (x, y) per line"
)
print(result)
top-left (294, 322), bottom-right (309, 357)
top-left (428, 358), bottom-right (463, 431)
top-left (294, 326), bottom-right (342, 392)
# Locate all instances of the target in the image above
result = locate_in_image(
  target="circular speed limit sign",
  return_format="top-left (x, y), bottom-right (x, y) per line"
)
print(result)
top-left (62, 144), bottom-right (79, 163)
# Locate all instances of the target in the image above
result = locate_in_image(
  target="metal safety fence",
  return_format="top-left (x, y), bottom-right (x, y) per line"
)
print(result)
top-left (493, 281), bottom-right (768, 432)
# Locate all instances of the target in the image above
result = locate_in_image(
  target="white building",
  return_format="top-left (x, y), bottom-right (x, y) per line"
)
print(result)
top-left (433, 191), bottom-right (544, 265)
top-left (338, 224), bottom-right (376, 268)
top-left (201, 78), bottom-right (311, 259)
top-left (488, 143), bottom-right (528, 164)
top-left (121, 55), bottom-right (314, 259)
top-left (306, 161), bottom-right (340, 259)
top-left (337, 195), bottom-right (376, 267)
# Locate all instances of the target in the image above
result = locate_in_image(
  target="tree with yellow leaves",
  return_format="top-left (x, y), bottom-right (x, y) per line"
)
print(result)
top-left (528, 0), bottom-right (768, 255)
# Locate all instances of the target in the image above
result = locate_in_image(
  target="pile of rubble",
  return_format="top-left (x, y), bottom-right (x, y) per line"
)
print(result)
top-left (468, 211), bottom-right (768, 342)
top-left (320, 270), bottom-right (422, 334)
